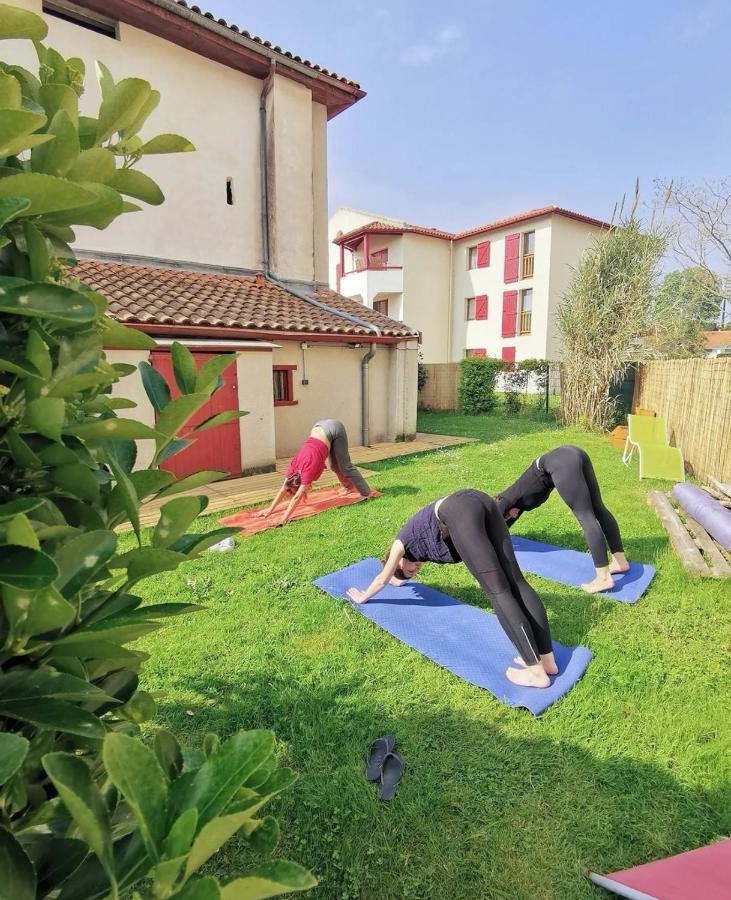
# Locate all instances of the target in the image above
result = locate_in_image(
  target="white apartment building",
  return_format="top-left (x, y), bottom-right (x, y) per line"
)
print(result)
top-left (329, 206), bottom-right (609, 363)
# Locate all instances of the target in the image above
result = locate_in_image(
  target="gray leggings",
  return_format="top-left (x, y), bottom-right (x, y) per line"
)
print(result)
top-left (315, 419), bottom-right (370, 497)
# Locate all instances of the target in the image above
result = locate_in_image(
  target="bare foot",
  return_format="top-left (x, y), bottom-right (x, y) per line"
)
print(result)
top-left (513, 655), bottom-right (559, 676)
top-left (581, 575), bottom-right (615, 593)
top-left (506, 665), bottom-right (551, 688)
top-left (609, 553), bottom-right (630, 575)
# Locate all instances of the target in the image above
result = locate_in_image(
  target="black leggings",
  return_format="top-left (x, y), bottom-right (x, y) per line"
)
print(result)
top-left (543, 446), bottom-right (624, 567)
top-left (439, 489), bottom-right (552, 664)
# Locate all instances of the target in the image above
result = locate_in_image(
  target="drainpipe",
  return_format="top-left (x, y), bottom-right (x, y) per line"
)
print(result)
top-left (258, 59), bottom-right (380, 445)
top-left (259, 61), bottom-right (276, 272)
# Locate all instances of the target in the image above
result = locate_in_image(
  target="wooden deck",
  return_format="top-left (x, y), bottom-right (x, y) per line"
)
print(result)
top-left (136, 432), bottom-right (473, 528)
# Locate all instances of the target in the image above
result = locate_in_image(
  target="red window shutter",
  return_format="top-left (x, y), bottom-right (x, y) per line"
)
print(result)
top-left (477, 240), bottom-right (490, 268)
top-left (504, 233), bottom-right (520, 282)
top-left (468, 348), bottom-right (486, 358)
top-left (502, 346), bottom-right (516, 363)
top-left (371, 249), bottom-right (388, 267)
top-left (475, 294), bottom-right (488, 320)
top-left (502, 291), bottom-right (518, 337)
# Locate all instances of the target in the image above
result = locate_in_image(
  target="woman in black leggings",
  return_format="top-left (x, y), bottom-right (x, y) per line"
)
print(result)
top-left (495, 445), bottom-right (629, 593)
top-left (347, 489), bottom-right (557, 689)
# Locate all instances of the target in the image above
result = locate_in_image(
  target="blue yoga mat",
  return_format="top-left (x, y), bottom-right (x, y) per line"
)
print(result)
top-left (511, 537), bottom-right (655, 604)
top-left (314, 558), bottom-right (592, 716)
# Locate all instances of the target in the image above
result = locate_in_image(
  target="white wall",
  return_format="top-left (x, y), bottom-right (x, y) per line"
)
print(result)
top-left (400, 234), bottom-right (451, 363)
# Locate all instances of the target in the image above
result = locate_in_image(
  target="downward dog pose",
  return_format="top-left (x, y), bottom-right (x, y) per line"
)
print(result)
top-left (347, 489), bottom-right (557, 689)
top-left (258, 419), bottom-right (375, 526)
top-left (495, 444), bottom-right (629, 593)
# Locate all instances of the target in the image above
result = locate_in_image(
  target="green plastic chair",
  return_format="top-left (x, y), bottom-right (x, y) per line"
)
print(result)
top-left (622, 414), bottom-right (685, 481)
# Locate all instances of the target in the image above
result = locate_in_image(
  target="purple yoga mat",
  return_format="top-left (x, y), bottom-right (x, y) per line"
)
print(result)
top-left (672, 483), bottom-right (731, 551)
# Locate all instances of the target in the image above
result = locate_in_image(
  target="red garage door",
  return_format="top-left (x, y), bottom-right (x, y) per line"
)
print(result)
top-left (151, 351), bottom-right (242, 479)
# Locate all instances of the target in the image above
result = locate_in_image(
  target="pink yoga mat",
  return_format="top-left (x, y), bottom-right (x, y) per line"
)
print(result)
top-left (220, 487), bottom-right (381, 536)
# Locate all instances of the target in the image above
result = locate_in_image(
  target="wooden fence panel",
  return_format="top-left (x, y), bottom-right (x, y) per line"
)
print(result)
top-left (418, 363), bottom-right (460, 411)
top-left (634, 358), bottom-right (731, 482)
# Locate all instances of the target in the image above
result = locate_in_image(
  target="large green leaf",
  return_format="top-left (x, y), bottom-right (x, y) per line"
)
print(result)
top-left (173, 877), bottom-right (222, 900)
top-left (25, 396), bottom-right (65, 441)
top-left (156, 470), bottom-right (227, 498)
top-left (0, 497), bottom-right (43, 520)
top-left (0, 545), bottom-right (58, 589)
top-left (103, 733), bottom-right (168, 861)
top-left (32, 835), bottom-right (88, 899)
top-left (52, 463), bottom-right (100, 503)
top-left (23, 220), bottom-right (49, 282)
top-left (6, 512), bottom-right (39, 549)
top-left (0, 733), bottom-right (29, 786)
top-left (158, 438), bottom-right (192, 463)
top-left (0, 668), bottom-right (108, 704)
top-left (68, 417), bottom-right (160, 442)
top-left (141, 133), bottom-right (195, 155)
top-left (168, 528), bottom-right (238, 558)
top-left (139, 359), bottom-right (171, 412)
top-left (0, 107), bottom-right (48, 157)
top-left (43, 181), bottom-right (123, 229)
top-left (0, 346), bottom-right (41, 377)
top-left (0, 173), bottom-right (94, 216)
top-left (245, 816), bottom-right (280, 854)
top-left (24, 584), bottom-right (75, 634)
top-left (26, 328), bottom-right (52, 378)
top-left (94, 60), bottom-right (114, 100)
top-left (103, 441), bottom-right (141, 542)
top-left (152, 496), bottom-right (205, 549)
top-left (0, 196), bottom-right (29, 227)
top-left (0, 4), bottom-right (48, 40)
top-left (95, 77), bottom-right (152, 144)
top-left (54, 530), bottom-right (118, 598)
top-left (2, 64), bottom-right (40, 103)
top-left (100, 315), bottom-right (155, 350)
top-left (0, 827), bottom-right (35, 900)
top-left (219, 862), bottom-right (317, 900)
top-left (154, 729), bottom-right (183, 780)
top-left (108, 168), bottom-right (163, 205)
top-left (32, 109), bottom-right (79, 176)
top-left (193, 410), bottom-right (247, 434)
top-left (67, 147), bottom-right (116, 184)
top-left (120, 88), bottom-right (159, 138)
top-left (0, 280), bottom-right (97, 323)
top-left (58, 831), bottom-right (150, 900)
top-left (155, 394), bottom-right (209, 443)
top-left (0, 71), bottom-right (20, 107)
top-left (0, 699), bottom-right (105, 738)
top-left (174, 731), bottom-right (276, 828)
top-left (109, 470), bottom-right (172, 519)
top-left (185, 803), bottom-right (257, 879)
top-left (111, 547), bottom-right (186, 584)
top-left (171, 341), bottom-right (197, 394)
top-left (42, 753), bottom-right (115, 887)
top-left (195, 355), bottom-right (237, 393)
top-left (38, 83), bottom-right (79, 128)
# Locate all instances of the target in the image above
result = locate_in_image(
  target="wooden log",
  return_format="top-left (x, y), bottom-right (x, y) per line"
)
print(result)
top-left (647, 491), bottom-right (710, 577)
top-left (708, 475), bottom-right (731, 500)
top-left (701, 484), bottom-right (731, 508)
top-left (685, 517), bottom-right (731, 578)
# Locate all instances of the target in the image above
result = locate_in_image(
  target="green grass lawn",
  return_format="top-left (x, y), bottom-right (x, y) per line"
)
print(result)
top-left (130, 410), bottom-right (729, 900)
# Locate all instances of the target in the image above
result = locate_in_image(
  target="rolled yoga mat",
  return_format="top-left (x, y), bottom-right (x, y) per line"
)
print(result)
top-left (314, 558), bottom-right (592, 716)
top-left (511, 537), bottom-right (656, 604)
top-left (672, 483), bottom-right (731, 551)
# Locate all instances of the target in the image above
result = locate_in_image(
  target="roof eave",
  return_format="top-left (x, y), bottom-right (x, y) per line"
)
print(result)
top-left (120, 322), bottom-right (416, 344)
top-left (76, 0), bottom-right (366, 118)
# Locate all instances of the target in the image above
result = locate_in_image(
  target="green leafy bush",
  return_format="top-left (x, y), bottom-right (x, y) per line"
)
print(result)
top-left (458, 357), bottom-right (502, 415)
top-left (0, 5), bottom-right (314, 898)
top-left (417, 362), bottom-right (428, 393)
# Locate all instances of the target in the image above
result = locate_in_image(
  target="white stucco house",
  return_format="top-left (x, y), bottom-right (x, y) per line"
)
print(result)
top-left (329, 205), bottom-right (610, 363)
top-left (7, 0), bottom-right (419, 476)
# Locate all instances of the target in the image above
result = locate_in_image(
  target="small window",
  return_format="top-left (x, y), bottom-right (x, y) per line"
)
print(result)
top-left (370, 249), bottom-right (388, 268)
top-left (42, 1), bottom-right (118, 38)
top-left (502, 346), bottom-right (516, 363)
top-left (465, 297), bottom-right (476, 320)
top-left (373, 298), bottom-right (389, 315)
top-left (226, 178), bottom-right (234, 205)
top-left (465, 348), bottom-right (487, 358)
top-left (273, 366), bottom-right (297, 406)
top-left (522, 231), bottom-right (535, 278)
top-left (467, 246), bottom-right (478, 269)
top-left (519, 289), bottom-right (533, 334)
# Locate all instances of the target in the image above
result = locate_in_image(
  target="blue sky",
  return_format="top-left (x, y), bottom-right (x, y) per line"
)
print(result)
top-left (206, 1), bottom-right (730, 233)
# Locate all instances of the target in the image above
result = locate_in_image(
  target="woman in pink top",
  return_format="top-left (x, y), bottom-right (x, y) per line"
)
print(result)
top-left (257, 419), bottom-right (375, 526)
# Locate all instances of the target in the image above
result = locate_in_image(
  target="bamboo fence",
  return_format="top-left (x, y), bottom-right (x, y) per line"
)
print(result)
top-left (634, 358), bottom-right (731, 482)
top-left (418, 363), bottom-right (461, 411)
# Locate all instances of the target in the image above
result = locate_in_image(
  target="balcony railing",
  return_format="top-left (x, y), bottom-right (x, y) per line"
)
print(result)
top-left (343, 263), bottom-right (403, 276)
top-left (522, 254), bottom-right (534, 279)
top-left (519, 310), bottom-right (532, 334)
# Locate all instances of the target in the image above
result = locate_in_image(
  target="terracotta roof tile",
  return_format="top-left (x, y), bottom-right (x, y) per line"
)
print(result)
top-left (172, 0), bottom-right (360, 88)
top-left (703, 330), bottom-right (731, 349)
top-left (74, 259), bottom-right (417, 340)
top-left (334, 206), bottom-right (611, 246)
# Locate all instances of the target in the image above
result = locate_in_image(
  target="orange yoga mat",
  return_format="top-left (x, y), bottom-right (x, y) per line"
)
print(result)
top-left (220, 487), bottom-right (381, 535)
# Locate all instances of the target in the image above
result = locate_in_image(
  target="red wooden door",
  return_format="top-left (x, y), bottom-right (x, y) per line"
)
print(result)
top-left (151, 351), bottom-right (242, 479)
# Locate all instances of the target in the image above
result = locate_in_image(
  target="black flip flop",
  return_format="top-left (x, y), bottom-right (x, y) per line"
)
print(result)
top-left (365, 734), bottom-right (396, 782)
top-left (378, 751), bottom-right (405, 802)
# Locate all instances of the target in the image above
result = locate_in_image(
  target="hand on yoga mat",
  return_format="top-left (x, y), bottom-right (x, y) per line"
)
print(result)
top-left (347, 587), bottom-right (368, 604)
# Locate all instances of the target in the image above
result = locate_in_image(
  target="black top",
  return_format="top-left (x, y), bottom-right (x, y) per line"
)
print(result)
top-left (496, 457), bottom-right (554, 519)
top-left (397, 501), bottom-right (460, 564)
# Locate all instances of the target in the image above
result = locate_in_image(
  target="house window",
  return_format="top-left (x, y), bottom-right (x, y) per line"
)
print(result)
top-left (467, 246), bottom-right (478, 269)
top-left (466, 297), bottom-right (476, 320)
top-left (465, 348), bottom-right (486, 358)
top-left (522, 231), bottom-right (535, 279)
top-left (273, 366), bottom-right (297, 406)
top-left (42, 1), bottom-right (119, 38)
top-left (502, 346), bottom-right (516, 363)
top-left (373, 298), bottom-right (389, 315)
top-left (370, 249), bottom-right (388, 268)
top-left (519, 288), bottom-right (533, 334)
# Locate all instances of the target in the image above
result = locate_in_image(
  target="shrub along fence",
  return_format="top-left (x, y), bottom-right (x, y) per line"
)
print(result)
top-left (418, 361), bottom-right (560, 412)
top-left (633, 357), bottom-right (731, 482)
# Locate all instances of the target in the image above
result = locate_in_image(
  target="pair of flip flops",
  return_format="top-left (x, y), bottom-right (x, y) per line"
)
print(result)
top-left (365, 734), bottom-right (405, 801)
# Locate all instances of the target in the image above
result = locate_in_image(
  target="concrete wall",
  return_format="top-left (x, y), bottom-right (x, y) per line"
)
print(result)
top-left (8, 1), bottom-right (327, 282)
top-left (546, 216), bottom-right (604, 360)
top-left (271, 339), bottom-right (418, 456)
top-left (401, 234), bottom-right (451, 363)
top-left (107, 350), bottom-right (157, 469)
